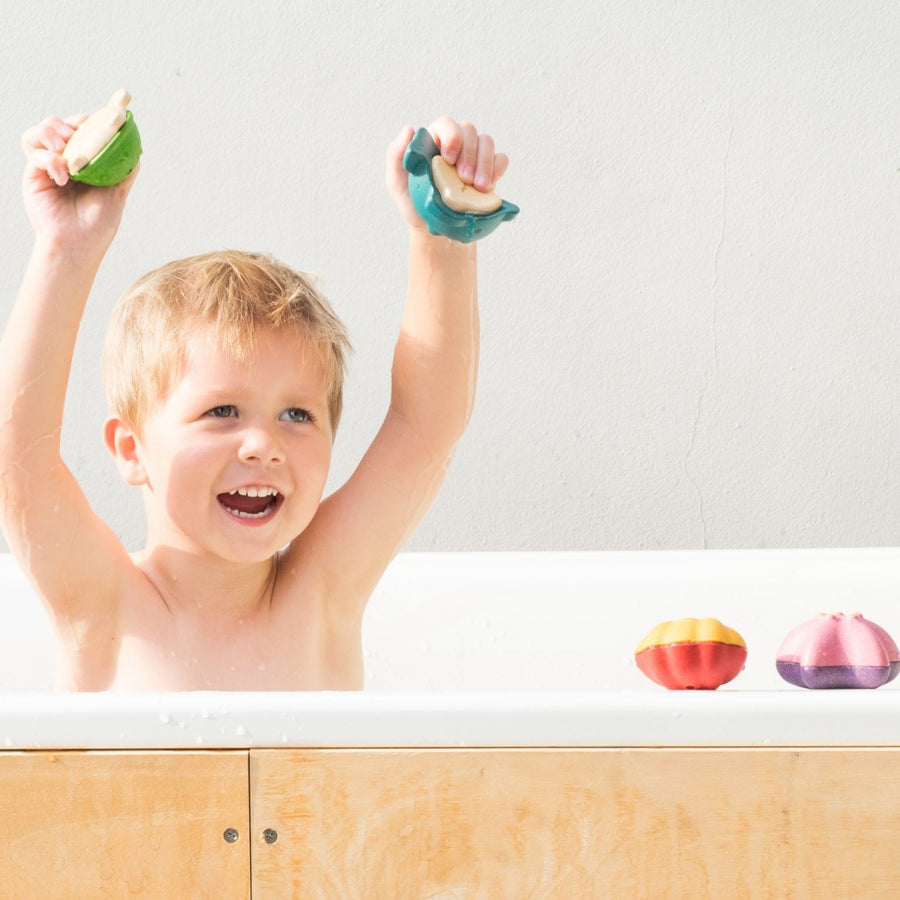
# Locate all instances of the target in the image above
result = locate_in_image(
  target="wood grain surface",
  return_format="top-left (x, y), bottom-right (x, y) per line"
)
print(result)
top-left (0, 750), bottom-right (250, 899)
top-left (250, 747), bottom-right (900, 899)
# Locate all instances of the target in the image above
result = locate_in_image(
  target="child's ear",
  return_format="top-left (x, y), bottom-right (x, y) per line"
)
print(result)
top-left (103, 416), bottom-right (148, 486)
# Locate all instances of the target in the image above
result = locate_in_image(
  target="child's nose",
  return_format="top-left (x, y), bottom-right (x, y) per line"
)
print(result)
top-left (237, 421), bottom-right (285, 464)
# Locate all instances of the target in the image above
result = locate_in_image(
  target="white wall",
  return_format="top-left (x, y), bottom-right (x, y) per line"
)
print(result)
top-left (1, 1), bottom-right (897, 552)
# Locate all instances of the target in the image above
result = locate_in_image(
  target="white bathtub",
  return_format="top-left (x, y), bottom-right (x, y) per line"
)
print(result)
top-left (4, 549), bottom-right (900, 897)
top-left (2, 548), bottom-right (900, 749)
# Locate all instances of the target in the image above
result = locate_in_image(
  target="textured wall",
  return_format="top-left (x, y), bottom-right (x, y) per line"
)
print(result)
top-left (1, 1), bottom-right (898, 551)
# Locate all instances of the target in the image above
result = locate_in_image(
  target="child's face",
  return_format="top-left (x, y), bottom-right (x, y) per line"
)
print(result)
top-left (134, 326), bottom-right (333, 564)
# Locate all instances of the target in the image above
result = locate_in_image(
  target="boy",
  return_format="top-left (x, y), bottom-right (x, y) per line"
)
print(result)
top-left (0, 111), bottom-right (509, 690)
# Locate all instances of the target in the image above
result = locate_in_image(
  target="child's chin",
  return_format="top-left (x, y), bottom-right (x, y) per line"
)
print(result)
top-left (215, 522), bottom-right (287, 562)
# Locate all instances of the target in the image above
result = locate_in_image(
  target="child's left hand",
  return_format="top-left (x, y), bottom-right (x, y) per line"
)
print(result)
top-left (386, 116), bottom-right (509, 231)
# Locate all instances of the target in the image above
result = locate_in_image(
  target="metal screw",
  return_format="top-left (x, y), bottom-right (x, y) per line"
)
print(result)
top-left (223, 828), bottom-right (240, 843)
top-left (263, 828), bottom-right (278, 844)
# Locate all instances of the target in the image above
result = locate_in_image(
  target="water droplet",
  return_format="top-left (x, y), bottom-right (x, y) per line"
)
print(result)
top-left (159, 713), bottom-right (171, 725)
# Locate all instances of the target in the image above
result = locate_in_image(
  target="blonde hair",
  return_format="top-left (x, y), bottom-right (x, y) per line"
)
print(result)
top-left (103, 250), bottom-right (352, 435)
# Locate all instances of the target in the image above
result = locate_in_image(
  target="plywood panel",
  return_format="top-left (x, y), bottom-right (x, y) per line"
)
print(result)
top-left (0, 751), bottom-right (250, 900)
top-left (250, 748), bottom-right (900, 899)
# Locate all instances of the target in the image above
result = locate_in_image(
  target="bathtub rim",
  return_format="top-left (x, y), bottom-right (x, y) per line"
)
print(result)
top-left (1, 689), bottom-right (900, 750)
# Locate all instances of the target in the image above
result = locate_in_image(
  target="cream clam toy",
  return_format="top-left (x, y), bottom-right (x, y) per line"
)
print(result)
top-left (62, 89), bottom-right (142, 187)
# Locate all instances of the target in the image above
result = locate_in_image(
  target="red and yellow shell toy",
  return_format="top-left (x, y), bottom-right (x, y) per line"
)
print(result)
top-left (635, 618), bottom-right (747, 690)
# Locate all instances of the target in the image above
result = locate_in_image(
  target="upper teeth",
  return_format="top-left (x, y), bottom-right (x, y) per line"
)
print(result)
top-left (228, 487), bottom-right (278, 498)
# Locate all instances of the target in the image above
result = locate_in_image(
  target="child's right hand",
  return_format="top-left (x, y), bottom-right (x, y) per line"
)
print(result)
top-left (21, 114), bottom-right (138, 255)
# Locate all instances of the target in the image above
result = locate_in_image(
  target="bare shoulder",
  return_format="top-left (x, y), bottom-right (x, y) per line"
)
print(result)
top-left (278, 408), bottom-right (452, 629)
top-left (272, 544), bottom-right (364, 629)
top-left (53, 553), bottom-right (160, 690)
top-left (0, 445), bottom-right (144, 634)
top-left (269, 543), bottom-right (339, 625)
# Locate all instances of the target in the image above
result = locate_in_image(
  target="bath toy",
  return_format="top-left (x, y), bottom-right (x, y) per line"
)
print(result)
top-left (62, 89), bottom-right (141, 187)
top-left (776, 612), bottom-right (900, 689)
top-left (635, 618), bottom-right (747, 690)
top-left (402, 127), bottom-right (519, 243)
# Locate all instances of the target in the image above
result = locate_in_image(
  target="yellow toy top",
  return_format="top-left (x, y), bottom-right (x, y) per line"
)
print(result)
top-left (635, 617), bottom-right (746, 654)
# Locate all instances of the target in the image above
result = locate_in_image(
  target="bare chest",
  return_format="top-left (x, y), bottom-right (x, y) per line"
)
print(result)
top-left (60, 584), bottom-right (363, 691)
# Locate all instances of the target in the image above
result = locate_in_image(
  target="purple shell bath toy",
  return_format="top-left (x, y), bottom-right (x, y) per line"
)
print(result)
top-left (776, 612), bottom-right (900, 689)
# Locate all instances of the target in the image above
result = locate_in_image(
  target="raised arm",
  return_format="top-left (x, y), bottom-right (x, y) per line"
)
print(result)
top-left (0, 115), bottom-right (138, 624)
top-left (293, 118), bottom-right (509, 607)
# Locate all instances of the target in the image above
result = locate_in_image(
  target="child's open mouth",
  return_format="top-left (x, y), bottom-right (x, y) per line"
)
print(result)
top-left (217, 487), bottom-right (283, 520)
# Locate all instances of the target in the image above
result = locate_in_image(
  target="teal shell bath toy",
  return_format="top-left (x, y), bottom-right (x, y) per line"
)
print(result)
top-left (62, 89), bottom-right (142, 187)
top-left (403, 128), bottom-right (519, 243)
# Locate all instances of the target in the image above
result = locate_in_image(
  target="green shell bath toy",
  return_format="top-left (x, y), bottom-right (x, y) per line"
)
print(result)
top-left (62, 89), bottom-right (142, 187)
top-left (402, 127), bottom-right (519, 243)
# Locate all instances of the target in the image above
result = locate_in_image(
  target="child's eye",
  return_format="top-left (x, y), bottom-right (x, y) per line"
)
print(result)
top-left (280, 408), bottom-right (312, 423)
top-left (206, 405), bottom-right (238, 418)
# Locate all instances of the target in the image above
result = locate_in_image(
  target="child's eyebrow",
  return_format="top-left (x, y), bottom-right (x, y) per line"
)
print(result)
top-left (191, 389), bottom-right (239, 407)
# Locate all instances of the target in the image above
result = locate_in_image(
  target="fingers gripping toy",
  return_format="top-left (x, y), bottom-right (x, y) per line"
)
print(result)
top-left (635, 618), bottom-right (747, 690)
top-left (62, 89), bottom-right (142, 187)
top-left (403, 128), bottom-right (519, 243)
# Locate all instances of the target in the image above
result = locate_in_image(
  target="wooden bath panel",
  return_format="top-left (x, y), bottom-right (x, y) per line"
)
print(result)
top-left (250, 748), bottom-right (900, 899)
top-left (2, 747), bottom-right (899, 897)
top-left (0, 750), bottom-right (250, 899)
